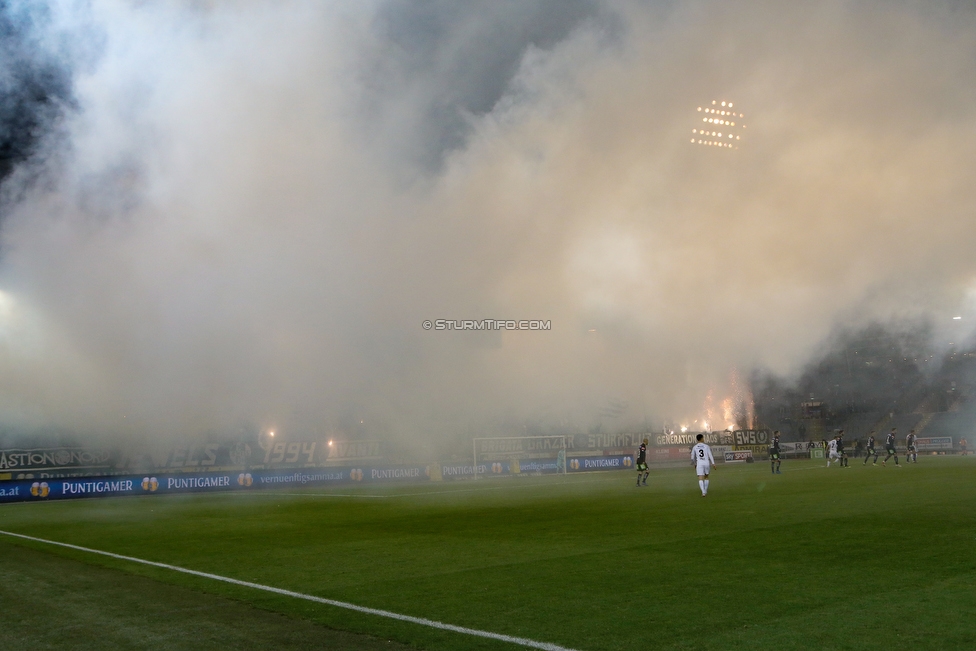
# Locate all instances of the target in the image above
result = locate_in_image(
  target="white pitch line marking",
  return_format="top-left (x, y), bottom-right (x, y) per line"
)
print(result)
top-left (0, 529), bottom-right (580, 651)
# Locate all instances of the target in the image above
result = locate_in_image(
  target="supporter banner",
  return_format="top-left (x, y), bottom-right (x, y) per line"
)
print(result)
top-left (582, 433), bottom-right (644, 450)
top-left (732, 429), bottom-right (770, 446)
top-left (724, 450), bottom-right (754, 463)
top-left (323, 440), bottom-right (383, 461)
top-left (112, 439), bottom-right (384, 473)
top-left (654, 431), bottom-right (733, 446)
top-left (259, 439), bottom-right (384, 465)
top-left (476, 437), bottom-right (570, 457)
top-left (0, 447), bottom-right (115, 472)
top-left (916, 437), bottom-right (952, 451)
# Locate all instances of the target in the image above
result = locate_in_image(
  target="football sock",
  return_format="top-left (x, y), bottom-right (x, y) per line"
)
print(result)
top-left (699, 479), bottom-right (705, 494)
top-left (703, 479), bottom-right (709, 494)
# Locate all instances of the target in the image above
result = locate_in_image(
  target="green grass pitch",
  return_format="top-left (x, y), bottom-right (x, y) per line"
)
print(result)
top-left (2, 457), bottom-right (975, 650)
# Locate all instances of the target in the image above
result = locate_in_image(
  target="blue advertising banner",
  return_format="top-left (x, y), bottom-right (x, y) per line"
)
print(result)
top-left (568, 455), bottom-right (633, 472)
top-left (0, 464), bottom-right (436, 503)
top-left (440, 464), bottom-right (489, 479)
top-left (0, 456), bottom-right (637, 503)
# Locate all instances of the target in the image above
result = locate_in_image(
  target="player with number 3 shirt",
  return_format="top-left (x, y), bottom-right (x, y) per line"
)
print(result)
top-left (690, 433), bottom-right (715, 497)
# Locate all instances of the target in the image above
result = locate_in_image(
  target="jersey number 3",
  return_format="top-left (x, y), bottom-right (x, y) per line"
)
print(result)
top-left (698, 449), bottom-right (705, 458)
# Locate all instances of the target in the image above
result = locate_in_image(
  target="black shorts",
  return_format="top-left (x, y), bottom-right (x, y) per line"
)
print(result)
top-left (636, 462), bottom-right (647, 472)
top-left (865, 447), bottom-right (875, 455)
top-left (769, 452), bottom-right (779, 460)
top-left (907, 445), bottom-right (916, 453)
top-left (886, 446), bottom-right (896, 454)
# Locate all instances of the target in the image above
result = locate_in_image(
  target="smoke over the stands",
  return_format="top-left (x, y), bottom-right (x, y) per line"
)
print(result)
top-left (0, 0), bottom-right (975, 449)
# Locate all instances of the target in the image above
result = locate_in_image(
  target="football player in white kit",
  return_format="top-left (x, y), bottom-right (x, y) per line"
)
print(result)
top-left (691, 434), bottom-right (715, 497)
top-left (826, 434), bottom-right (842, 467)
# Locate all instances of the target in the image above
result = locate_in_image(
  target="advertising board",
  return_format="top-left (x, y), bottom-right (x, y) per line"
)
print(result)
top-left (916, 437), bottom-right (952, 451)
top-left (724, 450), bottom-right (753, 463)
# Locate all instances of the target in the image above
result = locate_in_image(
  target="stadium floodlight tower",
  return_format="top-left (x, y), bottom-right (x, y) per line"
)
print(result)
top-left (691, 99), bottom-right (745, 149)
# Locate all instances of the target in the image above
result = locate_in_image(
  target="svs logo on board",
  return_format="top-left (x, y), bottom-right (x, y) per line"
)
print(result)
top-left (733, 430), bottom-right (770, 445)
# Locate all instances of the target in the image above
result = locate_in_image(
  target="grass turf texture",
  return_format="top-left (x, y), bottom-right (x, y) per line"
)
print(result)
top-left (1, 457), bottom-right (975, 651)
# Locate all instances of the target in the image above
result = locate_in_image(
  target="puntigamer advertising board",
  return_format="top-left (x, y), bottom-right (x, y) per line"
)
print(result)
top-left (0, 466), bottom-right (429, 504)
top-left (0, 453), bottom-right (643, 503)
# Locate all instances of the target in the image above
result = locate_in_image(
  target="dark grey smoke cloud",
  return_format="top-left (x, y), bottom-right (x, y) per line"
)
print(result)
top-left (0, 0), bottom-right (975, 450)
top-left (0, 1), bottom-right (74, 189)
top-left (361, 0), bottom-right (603, 172)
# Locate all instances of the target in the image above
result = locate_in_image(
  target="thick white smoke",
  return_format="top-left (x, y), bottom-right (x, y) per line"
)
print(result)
top-left (1, 0), bottom-right (975, 448)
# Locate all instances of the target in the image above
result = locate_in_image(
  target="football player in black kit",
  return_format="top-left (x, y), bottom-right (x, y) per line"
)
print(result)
top-left (769, 431), bottom-right (782, 474)
top-left (636, 438), bottom-right (649, 486)
top-left (906, 429), bottom-right (918, 463)
top-left (836, 430), bottom-right (850, 467)
top-left (862, 432), bottom-right (879, 465)
top-left (882, 428), bottom-right (900, 467)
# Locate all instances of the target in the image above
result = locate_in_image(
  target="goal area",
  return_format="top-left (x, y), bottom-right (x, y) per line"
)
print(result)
top-left (472, 436), bottom-right (568, 478)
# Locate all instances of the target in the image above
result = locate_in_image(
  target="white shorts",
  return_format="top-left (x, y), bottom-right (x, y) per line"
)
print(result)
top-left (829, 451), bottom-right (842, 460)
top-left (696, 463), bottom-right (711, 476)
